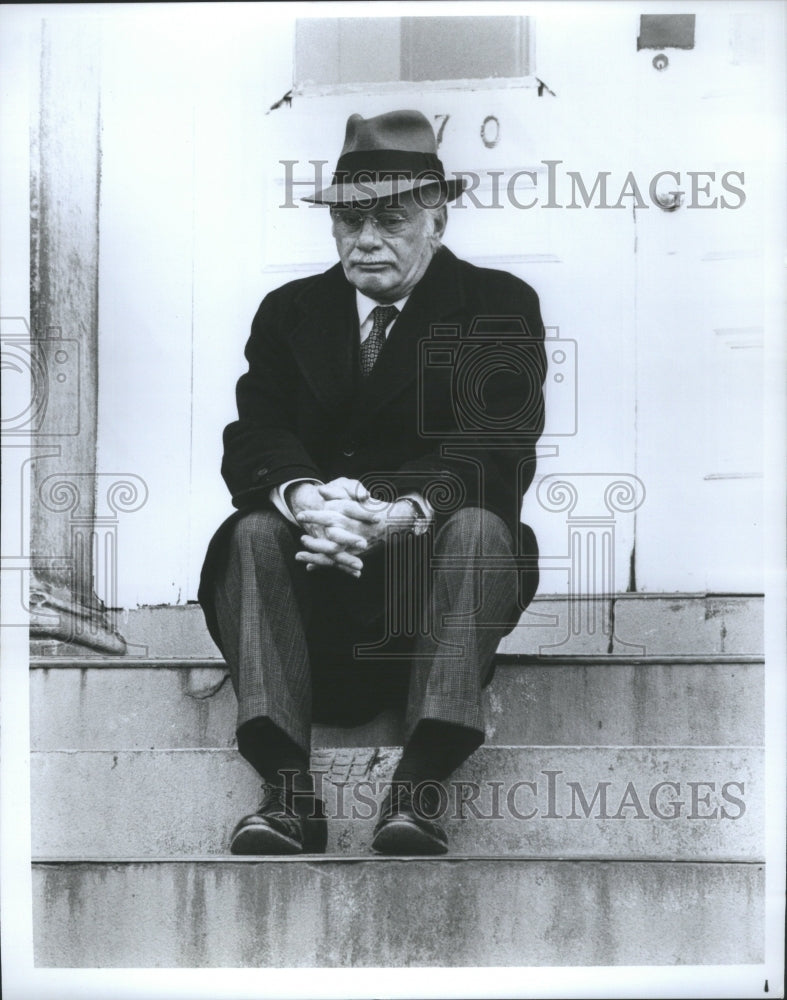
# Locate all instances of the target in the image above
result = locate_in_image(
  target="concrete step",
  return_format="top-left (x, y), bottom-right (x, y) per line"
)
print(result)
top-left (31, 745), bottom-right (762, 860)
top-left (32, 857), bottom-right (764, 967)
top-left (30, 594), bottom-right (763, 659)
top-left (30, 655), bottom-right (764, 750)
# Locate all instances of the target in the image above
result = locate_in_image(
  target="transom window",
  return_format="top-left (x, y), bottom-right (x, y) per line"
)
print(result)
top-left (295, 16), bottom-right (534, 88)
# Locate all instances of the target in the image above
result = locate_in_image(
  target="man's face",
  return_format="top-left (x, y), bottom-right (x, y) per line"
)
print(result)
top-left (331, 192), bottom-right (446, 303)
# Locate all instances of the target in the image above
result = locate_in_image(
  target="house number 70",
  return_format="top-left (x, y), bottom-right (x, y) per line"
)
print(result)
top-left (433, 114), bottom-right (502, 149)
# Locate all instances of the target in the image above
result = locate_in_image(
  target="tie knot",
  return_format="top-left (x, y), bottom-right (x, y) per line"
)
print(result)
top-left (370, 304), bottom-right (399, 334)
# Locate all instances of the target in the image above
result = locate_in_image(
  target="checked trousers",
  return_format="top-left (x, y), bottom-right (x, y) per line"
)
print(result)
top-left (210, 506), bottom-right (522, 758)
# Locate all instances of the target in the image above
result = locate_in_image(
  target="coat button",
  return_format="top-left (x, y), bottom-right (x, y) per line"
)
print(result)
top-left (255, 467), bottom-right (269, 480)
top-left (342, 443), bottom-right (356, 457)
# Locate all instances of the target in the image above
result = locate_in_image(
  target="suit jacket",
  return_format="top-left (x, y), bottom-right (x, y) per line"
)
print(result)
top-left (200, 245), bottom-right (546, 645)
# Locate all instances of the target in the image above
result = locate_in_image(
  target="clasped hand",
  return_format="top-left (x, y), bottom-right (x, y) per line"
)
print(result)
top-left (288, 477), bottom-right (410, 578)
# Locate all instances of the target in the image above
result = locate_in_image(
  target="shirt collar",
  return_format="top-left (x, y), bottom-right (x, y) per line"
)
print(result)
top-left (356, 290), bottom-right (409, 327)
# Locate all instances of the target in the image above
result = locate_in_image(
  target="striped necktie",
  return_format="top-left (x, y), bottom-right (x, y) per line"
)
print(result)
top-left (360, 305), bottom-right (398, 376)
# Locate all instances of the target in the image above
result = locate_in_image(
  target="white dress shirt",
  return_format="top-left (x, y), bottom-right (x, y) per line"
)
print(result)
top-left (356, 290), bottom-right (408, 343)
top-left (270, 290), bottom-right (433, 526)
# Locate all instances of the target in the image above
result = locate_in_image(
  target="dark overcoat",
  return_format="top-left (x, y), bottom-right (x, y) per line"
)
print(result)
top-left (199, 245), bottom-right (547, 666)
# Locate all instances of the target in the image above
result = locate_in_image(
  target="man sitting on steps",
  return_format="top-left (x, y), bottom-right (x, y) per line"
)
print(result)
top-left (198, 109), bottom-right (546, 856)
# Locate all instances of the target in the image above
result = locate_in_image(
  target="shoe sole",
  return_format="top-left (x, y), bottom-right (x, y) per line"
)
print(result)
top-left (371, 818), bottom-right (448, 856)
top-left (229, 823), bottom-right (303, 856)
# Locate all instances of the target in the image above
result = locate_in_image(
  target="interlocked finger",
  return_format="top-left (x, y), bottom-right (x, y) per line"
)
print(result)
top-left (323, 525), bottom-right (368, 552)
top-left (295, 552), bottom-right (362, 576)
top-left (297, 508), bottom-right (378, 535)
top-left (318, 478), bottom-right (370, 503)
top-left (299, 535), bottom-right (364, 572)
top-left (294, 550), bottom-right (361, 577)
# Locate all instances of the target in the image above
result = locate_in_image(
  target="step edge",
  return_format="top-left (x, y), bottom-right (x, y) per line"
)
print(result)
top-left (28, 654), bottom-right (766, 668)
top-left (29, 744), bottom-right (767, 754)
top-left (121, 593), bottom-right (766, 605)
top-left (31, 854), bottom-right (767, 865)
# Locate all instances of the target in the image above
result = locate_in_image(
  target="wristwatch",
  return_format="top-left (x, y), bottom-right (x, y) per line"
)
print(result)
top-left (397, 496), bottom-right (430, 536)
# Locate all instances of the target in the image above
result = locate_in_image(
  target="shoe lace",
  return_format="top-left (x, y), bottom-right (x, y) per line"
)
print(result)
top-left (258, 782), bottom-right (296, 817)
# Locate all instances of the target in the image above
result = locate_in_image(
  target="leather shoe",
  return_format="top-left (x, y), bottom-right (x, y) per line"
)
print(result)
top-left (371, 781), bottom-right (448, 855)
top-left (230, 783), bottom-right (328, 855)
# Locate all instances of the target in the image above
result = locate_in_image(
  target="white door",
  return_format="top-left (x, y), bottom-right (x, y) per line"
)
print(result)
top-left (628, 13), bottom-right (772, 593)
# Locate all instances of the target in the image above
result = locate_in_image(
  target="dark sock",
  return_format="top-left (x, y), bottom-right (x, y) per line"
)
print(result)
top-left (391, 719), bottom-right (484, 786)
top-left (236, 717), bottom-right (312, 794)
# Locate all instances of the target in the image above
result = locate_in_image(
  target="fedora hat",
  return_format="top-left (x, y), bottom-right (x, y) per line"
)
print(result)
top-left (302, 109), bottom-right (466, 206)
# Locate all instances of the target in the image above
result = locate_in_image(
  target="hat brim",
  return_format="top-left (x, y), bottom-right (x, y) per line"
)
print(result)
top-left (301, 176), bottom-right (467, 207)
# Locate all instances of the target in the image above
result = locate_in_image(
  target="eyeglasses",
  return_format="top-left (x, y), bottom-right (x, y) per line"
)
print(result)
top-left (330, 209), bottom-right (414, 237)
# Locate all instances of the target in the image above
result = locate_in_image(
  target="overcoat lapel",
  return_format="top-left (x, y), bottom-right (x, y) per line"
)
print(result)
top-left (289, 263), bottom-right (358, 409)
